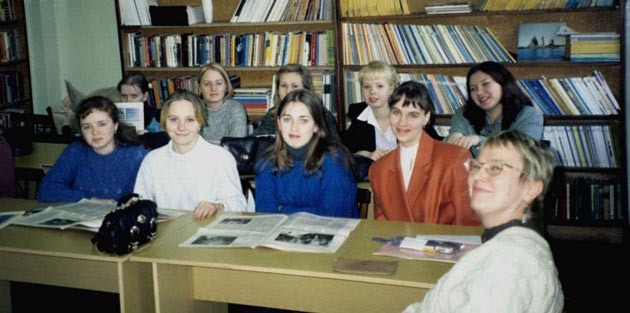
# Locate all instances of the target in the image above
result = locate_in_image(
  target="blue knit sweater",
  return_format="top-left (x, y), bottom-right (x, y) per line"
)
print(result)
top-left (255, 151), bottom-right (358, 218)
top-left (37, 141), bottom-right (148, 202)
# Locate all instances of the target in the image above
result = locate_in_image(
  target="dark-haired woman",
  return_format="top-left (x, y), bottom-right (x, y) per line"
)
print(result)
top-left (255, 89), bottom-right (357, 218)
top-left (369, 81), bottom-right (480, 225)
top-left (37, 96), bottom-right (148, 202)
top-left (446, 61), bottom-right (543, 156)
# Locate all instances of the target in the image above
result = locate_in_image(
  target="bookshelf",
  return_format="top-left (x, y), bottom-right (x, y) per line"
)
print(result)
top-left (114, 0), bottom-right (627, 239)
top-left (114, 0), bottom-right (337, 122)
top-left (0, 0), bottom-right (31, 117)
top-left (337, 0), bottom-right (626, 241)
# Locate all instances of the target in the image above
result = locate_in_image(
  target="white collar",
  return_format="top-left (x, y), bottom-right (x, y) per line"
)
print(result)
top-left (357, 105), bottom-right (378, 128)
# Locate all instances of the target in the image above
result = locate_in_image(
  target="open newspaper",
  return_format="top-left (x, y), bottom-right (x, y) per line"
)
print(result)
top-left (13, 199), bottom-right (185, 232)
top-left (180, 212), bottom-right (361, 253)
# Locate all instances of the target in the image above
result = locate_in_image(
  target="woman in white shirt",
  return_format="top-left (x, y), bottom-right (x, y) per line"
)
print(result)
top-left (134, 90), bottom-right (246, 220)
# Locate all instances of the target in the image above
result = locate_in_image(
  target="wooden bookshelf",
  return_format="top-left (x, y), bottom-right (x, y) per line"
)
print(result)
top-left (336, 0), bottom-right (626, 239)
top-left (0, 0), bottom-right (32, 113)
top-left (115, 0), bottom-right (627, 238)
top-left (115, 0), bottom-right (337, 123)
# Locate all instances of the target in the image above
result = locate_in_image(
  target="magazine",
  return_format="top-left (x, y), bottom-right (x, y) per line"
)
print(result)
top-left (374, 234), bottom-right (481, 263)
top-left (13, 199), bottom-right (186, 232)
top-left (180, 212), bottom-right (361, 253)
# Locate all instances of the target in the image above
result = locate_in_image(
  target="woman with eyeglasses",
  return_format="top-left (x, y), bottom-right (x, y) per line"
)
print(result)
top-left (403, 130), bottom-right (564, 313)
top-left (446, 61), bottom-right (543, 156)
top-left (368, 81), bottom-right (480, 225)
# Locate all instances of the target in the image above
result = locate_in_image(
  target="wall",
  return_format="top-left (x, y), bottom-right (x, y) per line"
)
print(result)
top-left (25, 0), bottom-right (121, 114)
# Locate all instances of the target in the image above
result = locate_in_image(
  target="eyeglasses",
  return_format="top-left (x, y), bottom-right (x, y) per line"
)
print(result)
top-left (463, 158), bottom-right (524, 177)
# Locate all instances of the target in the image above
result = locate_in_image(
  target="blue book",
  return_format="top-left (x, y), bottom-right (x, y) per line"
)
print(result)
top-left (530, 79), bottom-right (562, 115)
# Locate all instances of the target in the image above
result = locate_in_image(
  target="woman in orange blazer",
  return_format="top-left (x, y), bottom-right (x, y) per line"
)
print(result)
top-left (368, 81), bottom-right (481, 226)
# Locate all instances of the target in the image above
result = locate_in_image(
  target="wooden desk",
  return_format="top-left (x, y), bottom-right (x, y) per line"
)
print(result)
top-left (13, 142), bottom-right (66, 170)
top-left (13, 142), bottom-right (67, 198)
top-left (131, 216), bottom-right (482, 313)
top-left (0, 198), bottom-right (194, 313)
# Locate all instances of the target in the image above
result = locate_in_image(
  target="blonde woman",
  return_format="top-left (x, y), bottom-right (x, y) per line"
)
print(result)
top-left (134, 90), bottom-right (246, 219)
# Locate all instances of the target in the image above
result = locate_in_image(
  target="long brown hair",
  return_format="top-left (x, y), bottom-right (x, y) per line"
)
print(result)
top-left (261, 89), bottom-right (356, 177)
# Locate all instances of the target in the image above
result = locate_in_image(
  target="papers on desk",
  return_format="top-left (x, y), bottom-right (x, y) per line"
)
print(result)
top-left (180, 212), bottom-right (360, 253)
top-left (0, 211), bottom-right (24, 229)
top-left (374, 234), bottom-right (481, 263)
top-left (13, 199), bottom-right (186, 232)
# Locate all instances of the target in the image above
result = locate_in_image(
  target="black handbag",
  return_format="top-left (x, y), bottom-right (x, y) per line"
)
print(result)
top-left (220, 135), bottom-right (275, 175)
top-left (91, 193), bottom-right (158, 255)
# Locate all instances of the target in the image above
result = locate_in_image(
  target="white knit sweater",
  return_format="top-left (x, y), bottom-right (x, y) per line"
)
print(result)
top-left (403, 226), bottom-right (564, 313)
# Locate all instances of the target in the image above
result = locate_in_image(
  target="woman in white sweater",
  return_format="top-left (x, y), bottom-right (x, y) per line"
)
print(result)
top-left (134, 90), bottom-right (246, 220)
top-left (403, 130), bottom-right (564, 313)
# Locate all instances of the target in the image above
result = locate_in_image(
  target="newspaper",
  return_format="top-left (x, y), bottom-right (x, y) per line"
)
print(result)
top-left (0, 211), bottom-right (25, 229)
top-left (180, 212), bottom-right (361, 253)
top-left (13, 199), bottom-right (186, 232)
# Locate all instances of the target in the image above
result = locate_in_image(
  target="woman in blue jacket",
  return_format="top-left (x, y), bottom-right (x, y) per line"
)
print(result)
top-left (255, 89), bottom-right (358, 218)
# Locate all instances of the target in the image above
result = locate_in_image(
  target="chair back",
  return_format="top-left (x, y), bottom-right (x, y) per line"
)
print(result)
top-left (357, 187), bottom-right (371, 219)
top-left (0, 135), bottom-right (21, 197)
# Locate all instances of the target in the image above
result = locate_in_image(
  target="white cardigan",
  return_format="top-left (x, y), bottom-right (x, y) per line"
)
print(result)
top-left (403, 226), bottom-right (564, 313)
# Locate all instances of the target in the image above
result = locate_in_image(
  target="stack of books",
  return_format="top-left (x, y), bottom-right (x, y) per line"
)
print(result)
top-left (233, 88), bottom-right (272, 116)
top-left (567, 32), bottom-right (620, 62)
top-left (425, 3), bottom-right (472, 14)
top-left (231, 0), bottom-right (332, 22)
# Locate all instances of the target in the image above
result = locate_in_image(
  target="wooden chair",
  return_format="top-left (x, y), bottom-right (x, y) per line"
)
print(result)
top-left (357, 187), bottom-right (371, 219)
top-left (9, 107), bottom-right (70, 143)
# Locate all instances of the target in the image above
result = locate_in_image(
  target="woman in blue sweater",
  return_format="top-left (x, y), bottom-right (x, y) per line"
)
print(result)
top-left (255, 89), bottom-right (358, 218)
top-left (37, 96), bottom-right (148, 202)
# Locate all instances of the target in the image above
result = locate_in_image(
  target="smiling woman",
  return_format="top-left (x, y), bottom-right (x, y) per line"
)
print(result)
top-left (368, 81), bottom-right (481, 226)
top-left (134, 90), bottom-right (246, 220)
top-left (196, 63), bottom-right (248, 144)
top-left (254, 89), bottom-right (358, 218)
top-left (403, 130), bottom-right (564, 313)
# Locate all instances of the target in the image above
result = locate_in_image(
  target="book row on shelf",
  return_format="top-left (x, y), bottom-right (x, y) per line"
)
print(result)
top-left (0, 71), bottom-right (22, 105)
top-left (551, 176), bottom-right (624, 222)
top-left (231, 0), bottom-right (333, 23)
top-left (344, 70), bottom-right (619, 116)
top-left (337, 0), bottom-right (614, 17)
top-left (119, 0), bottom-right (333, 26)
top-left (338, 0), bottom-right (412, 17)
top-left (479, 0), bottom-right (615, 11)
top-left (543, 125), bottom-right (619, 168)
top-left (125, 30), bottom-right (335, 69)
top-left (568, 32), bottom-right (621, 62)
top-left (0, 0), bottom-right (16, 22)
top-left (0, 29), bottom-right (20, 63)
top-left (140, 71), bottom-right (336, 114)
top-left (341, 23), bottom-right (514, 66)
top-left (434, 124), bottom-right (619, 169)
